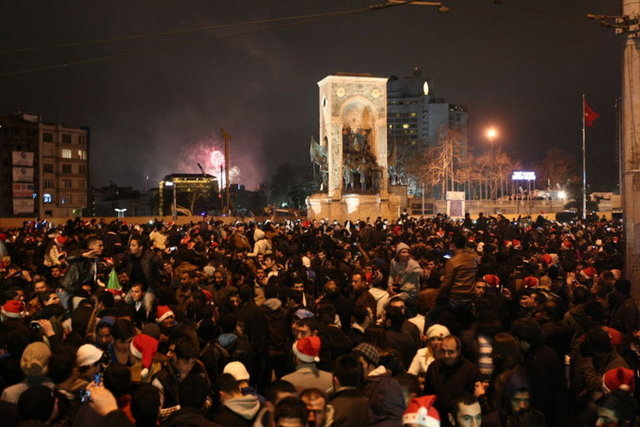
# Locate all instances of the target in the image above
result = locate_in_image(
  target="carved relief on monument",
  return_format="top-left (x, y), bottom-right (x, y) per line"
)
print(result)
top-left (340, 102), bottom-right (382, 194)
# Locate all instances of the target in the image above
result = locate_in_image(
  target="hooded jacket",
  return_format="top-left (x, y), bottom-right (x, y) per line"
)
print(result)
top-left (211, 394), bottom-right (261, 427)
top-left (363, 370), bottom-right (405, 427)
top-left (388, 243), bottom-right (422, 305)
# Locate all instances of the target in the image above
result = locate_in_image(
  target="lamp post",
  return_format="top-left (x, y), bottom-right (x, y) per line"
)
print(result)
top-left (485, 127), bottom-right (498, 201)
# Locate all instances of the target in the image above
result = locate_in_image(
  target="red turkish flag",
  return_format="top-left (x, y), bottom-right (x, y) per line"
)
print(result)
top-left (584, 99), bottom-right (600, 127)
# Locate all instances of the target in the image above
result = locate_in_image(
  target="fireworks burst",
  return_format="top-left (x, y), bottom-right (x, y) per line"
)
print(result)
top-left (174, 137), bottom-right (241, 187)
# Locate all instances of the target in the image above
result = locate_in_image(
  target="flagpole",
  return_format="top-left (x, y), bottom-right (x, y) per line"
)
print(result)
top-left (582, 94), bottom-right (587, 220)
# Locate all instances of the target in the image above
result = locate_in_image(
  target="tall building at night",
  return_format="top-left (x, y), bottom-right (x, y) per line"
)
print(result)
top-left (386, 68), bottom-right (468, 192)
top-left (0, 112), bottom-right (90, 218)
top-left (387, 67), bottom-right (468, 148)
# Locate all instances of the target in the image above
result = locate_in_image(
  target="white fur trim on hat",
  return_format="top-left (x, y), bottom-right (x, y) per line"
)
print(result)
top-left (155, 308), bottom-right (174, 323)
top-left (292, 341), bottom-right (320, 364)
top-left (130, 340), bottom-right (142, 360)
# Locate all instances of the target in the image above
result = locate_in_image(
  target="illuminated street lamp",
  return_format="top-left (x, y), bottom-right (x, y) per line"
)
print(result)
top-left (486, 127), bottom-right (498, 142)
top-left (485, 127), bottom-right (499, 200)
top-left (114, 208), bottom-right (127, 218)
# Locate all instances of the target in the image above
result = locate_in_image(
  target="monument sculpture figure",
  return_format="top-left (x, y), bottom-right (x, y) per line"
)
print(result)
top-left (306, 73), bottom-right (400, 220)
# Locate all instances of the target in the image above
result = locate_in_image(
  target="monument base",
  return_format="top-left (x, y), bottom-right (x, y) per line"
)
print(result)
top-left (306, 193), bottom-right (401, 221)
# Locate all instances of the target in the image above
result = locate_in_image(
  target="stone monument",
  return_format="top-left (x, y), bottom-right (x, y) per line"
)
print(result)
top-left (307, 73), bottom-right (401, 221)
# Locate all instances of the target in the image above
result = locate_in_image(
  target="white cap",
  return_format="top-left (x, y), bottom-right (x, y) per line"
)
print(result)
top-left (223, 361), bottom-right (250, 381)
top-left (76, 344), bottom-right (103, 367)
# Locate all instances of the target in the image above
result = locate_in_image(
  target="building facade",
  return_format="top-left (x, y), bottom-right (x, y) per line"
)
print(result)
top-left (387, 68), bottom-right (468, 193)
top-left (387, 67), bottom-right (468, 147)
top-left (0, 112), bottom-right (90, 218)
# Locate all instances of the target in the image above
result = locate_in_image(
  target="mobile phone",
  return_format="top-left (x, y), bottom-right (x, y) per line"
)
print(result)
top-left (30, 321), bottom-right (41, 330)
top-left (79, 388), bottom-right (91, 403)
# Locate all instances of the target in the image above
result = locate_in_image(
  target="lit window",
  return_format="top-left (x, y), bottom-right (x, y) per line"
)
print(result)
top-left (77, 150), bottom-right (86, 160)
top-left (43, 194), bottom-right (52, 204)
top-left (402, 124), bottom-right (410, 129)
top-left (61, 149), bottom-right (72, 159)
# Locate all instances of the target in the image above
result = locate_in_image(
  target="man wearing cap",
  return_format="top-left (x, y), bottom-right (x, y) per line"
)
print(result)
top-left (388, 243), bottom-right (422, 308)
top-left (354, 342), bottom-right (406, 425)
top-left (77, 343), bottom-right (104, 384)
top-left (1, 342), bottom-right (54, 404)
top-left (212, 373), bottom-right (261, 426)
top-left (282, 336), bottom-right (332, 395)
top-left (224, 361), bottom-right (265, 403)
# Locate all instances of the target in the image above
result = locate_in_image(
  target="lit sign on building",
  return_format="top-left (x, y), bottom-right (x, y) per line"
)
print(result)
top-left (511, 171), bottom-right (536, 181)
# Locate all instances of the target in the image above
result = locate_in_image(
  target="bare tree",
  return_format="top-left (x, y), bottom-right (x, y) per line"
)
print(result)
top-left (537, 147), bottom-right (578, 190)
top-left (415, 129), bottom-right (466, 199)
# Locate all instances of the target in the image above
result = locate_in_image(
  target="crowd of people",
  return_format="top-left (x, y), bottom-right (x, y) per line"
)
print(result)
top-left (0, 212), bottom-right (635, 427)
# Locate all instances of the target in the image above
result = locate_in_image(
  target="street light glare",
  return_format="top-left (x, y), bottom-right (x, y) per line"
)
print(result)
top-left (486, 127), bottom-right (498, 140)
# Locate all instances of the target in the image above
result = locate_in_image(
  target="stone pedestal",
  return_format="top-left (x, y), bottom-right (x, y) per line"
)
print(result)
top-left (307, 193), bottom-right (401, 221)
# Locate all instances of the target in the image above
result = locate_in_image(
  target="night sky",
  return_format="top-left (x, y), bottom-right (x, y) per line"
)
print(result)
top-left (0, 0), bottom-right (621, 192)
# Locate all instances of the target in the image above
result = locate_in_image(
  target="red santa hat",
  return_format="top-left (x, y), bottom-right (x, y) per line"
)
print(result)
top-left (541, 254), bottom-right (553, 265)
top-left (54, 235), bottom-right (67, 246)
top-left (603, 367), bottom-right (635, 393)
top-left (292, 336), bottom-right (321, 363)
top-left (201, 289), bottom-right (213, 303)
top-left (512, 239), bottom-right (522, 250)
top-left (482, 274), bottom-right (501, 288)
top-left (403, 395), bottom-right (441, 427)
top-left (2, 300), bottom-right (24, 319)
top-left (155, 305), bottom-right (174, 323)
top-left (562, 240), bottom-right (573, 249)
top-left (523, 276), bottom-right (539, 288)
top-left (130, 334), bottom-right (158, 378)
top-left (581, 266), bottom-right (598, 279)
